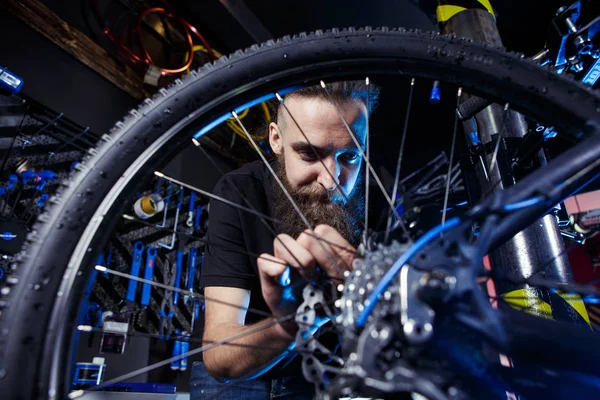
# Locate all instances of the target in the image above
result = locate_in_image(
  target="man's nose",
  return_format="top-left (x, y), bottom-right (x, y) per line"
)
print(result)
top-left (316, 158), bottom-right (340, 191)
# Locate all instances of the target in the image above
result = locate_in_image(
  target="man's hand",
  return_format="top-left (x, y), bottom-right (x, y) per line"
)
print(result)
top-left (257, 224), bottom-right (357, 337)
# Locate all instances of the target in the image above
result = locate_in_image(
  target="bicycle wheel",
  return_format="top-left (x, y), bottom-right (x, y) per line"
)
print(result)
top-left (0, 27), bottom-right (599, 400)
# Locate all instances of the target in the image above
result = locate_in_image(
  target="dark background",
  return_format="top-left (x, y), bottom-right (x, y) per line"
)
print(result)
top-left (0, 0), bottom-right (576, 393)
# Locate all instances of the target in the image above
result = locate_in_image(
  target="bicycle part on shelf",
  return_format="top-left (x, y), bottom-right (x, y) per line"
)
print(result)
top-left (170, 330), bottom-right (190, 371)
top-left (140, 247), bottom-right (158, 307)
top-left (13, 158), bottom-right (30, 176)
top-left (99, 312), bottom-right (129, 355)
top-left (133, 193), bottom-right (165, 220)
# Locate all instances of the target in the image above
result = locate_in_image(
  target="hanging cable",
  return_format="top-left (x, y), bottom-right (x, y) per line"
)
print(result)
top-left (90, 0), bottom-right (219, 76)
top-left (135, 7), bottom-right (194, 75)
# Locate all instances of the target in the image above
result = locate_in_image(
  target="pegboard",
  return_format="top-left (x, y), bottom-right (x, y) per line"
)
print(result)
top-left (88, 175), bottom-right (209, 339)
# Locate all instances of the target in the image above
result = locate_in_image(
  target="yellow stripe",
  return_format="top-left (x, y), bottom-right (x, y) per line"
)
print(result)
top-left (502, 288), bottom-right (553, 319)
top-left (436, 5), bottom-right (467, 23)
top-left (478, 0), bottom-right (495, 16)
top-left (436, 1), bottom-right (495, 23)
top-left (555, 291), bottom-right (591, 326)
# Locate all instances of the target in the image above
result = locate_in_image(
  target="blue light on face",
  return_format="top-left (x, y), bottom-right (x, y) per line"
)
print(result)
top-left (193, 87), bottom-right (300, 140)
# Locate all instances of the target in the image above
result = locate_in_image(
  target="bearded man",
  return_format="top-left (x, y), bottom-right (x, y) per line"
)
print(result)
top-left (192, 81), bottom-right (377, 399)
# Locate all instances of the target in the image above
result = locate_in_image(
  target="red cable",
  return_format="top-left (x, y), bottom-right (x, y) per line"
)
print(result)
top-left (135, 7), bottom-right (195, 75)
top-left (91, 0), bottom-right (218, 75)
top-left (91, 0), bottom-right (149, 69)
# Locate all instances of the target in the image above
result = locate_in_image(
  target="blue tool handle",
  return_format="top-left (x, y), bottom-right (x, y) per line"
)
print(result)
top-left (8, 174), bottom-right (18, 190)
top-left (194, 205), bottom-right (202, 230)
top-left (21, 170), bottom-right (35, 184)
top-left (126, 242), bottom-right (145, 303)
top-left (0, 66), bottom-right (24, 94)
top-left (188, 192), bottom-right (196, 213)
top-left (173, 250), bottom-right (184, 306)
top-left (170, 337), bottom-right (181, 370)
top-left (141, 247), bottom-right (157, 306)
top-left (105, 246), bottom-right (113, 269)
top-left (180, 337), bottom-right (189, 371)
top-left (164, 183), bottom-right (173, 205)
top-left (186, 248), bottom-right (197, 291)
top-left (177, 187), bottom-right (184, 209)
top-left (154, 177), bottom-right (162, 194)
top-left (36, 193), bottom-right (49, 208)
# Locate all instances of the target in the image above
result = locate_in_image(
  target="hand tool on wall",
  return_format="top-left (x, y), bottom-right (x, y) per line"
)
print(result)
top-left (172, 240), bottom-right (184, 307)
top-left (157, 182), bottom-right (173, 228)
top-left (159, 258), bottom-right (175, 340)
top-left (125, 242), bottom-right (145, 304)
top-left (184, 247), bottom-right (197, 305)
top-left (140, 246), bottom-right (158, 307)
top-left (158, 186), bottom-right (184, 250)
top-left (189, 252), bottom-right (204, 331)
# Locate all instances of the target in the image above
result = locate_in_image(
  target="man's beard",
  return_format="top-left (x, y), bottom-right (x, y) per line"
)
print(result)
top-left (270, 158), bottom-right (364, 247)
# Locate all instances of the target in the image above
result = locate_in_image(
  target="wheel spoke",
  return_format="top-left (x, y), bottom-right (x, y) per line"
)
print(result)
top-left (487, 103), bottom-right (511, 176)
top-left (72, 297), bottom-right (336, 399)
top-left (363, 78), bottom-right (371, 247)
top-left (232, 111), bottom-right (349, 274)
top-left (441, 88), bottom-right (462, 227)
top-left (95, 265), bottom-right (271, 317)
top-left (153, 170), bottom-right (360, 259)
top-left (192, 139), bottom-right (345, 278)
top-left (204, 324), bottom-right (341, 400)
top-left (320, 80), bottom-right (413, 244)
top-left (385, 78), bottom-right (415, 243)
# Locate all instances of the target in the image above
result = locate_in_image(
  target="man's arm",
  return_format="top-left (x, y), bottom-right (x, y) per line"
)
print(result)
top-left (202, 286), bottom-right (295, 380)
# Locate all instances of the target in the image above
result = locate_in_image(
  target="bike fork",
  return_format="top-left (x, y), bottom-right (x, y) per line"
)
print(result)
top-left (436, 0), bottom-right (590, 325)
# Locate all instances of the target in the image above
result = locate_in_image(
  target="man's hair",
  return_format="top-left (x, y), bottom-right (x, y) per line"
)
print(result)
top-left (273, 80), bottom-right (380, 129)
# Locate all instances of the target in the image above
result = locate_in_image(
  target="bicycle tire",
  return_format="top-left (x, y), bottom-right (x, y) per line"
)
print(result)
top-left (1, 27), bottom-right (599, 400)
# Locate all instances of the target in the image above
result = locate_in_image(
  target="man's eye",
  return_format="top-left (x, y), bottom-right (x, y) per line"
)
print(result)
top-left (299, 151), bottom-right (318, 161)
top-left (340, 153), bottom-right (360, 164)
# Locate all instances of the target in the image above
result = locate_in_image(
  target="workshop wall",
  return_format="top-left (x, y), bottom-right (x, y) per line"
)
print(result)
top-left (0, 11), bottom-right (137, 134)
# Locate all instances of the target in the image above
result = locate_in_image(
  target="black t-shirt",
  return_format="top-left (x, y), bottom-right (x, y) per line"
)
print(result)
top-left (198, 160), bottom-right (304, 379)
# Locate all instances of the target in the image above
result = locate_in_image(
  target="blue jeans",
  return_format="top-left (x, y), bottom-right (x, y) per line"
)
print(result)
top-left (190, 361), bottom-right (314, 400)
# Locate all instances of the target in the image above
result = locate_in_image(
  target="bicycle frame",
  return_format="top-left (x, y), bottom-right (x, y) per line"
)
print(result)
top-left (436, 0), bottom-right (593, 326)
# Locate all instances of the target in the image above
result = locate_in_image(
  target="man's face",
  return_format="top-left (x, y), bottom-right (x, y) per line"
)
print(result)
top-left (269, 96), bottom-right (367, 203)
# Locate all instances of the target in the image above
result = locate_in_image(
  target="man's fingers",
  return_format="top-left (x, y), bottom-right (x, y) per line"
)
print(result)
top-left (257, 253), bottom-right (287, 281)
top-left (273, 234), bottom-right (317, 279)
top-left (297, 224), bottom-right (356, 279)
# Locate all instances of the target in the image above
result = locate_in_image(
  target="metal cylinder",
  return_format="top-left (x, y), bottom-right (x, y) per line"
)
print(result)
top-left (441, 7), bottom-right (586, 325)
